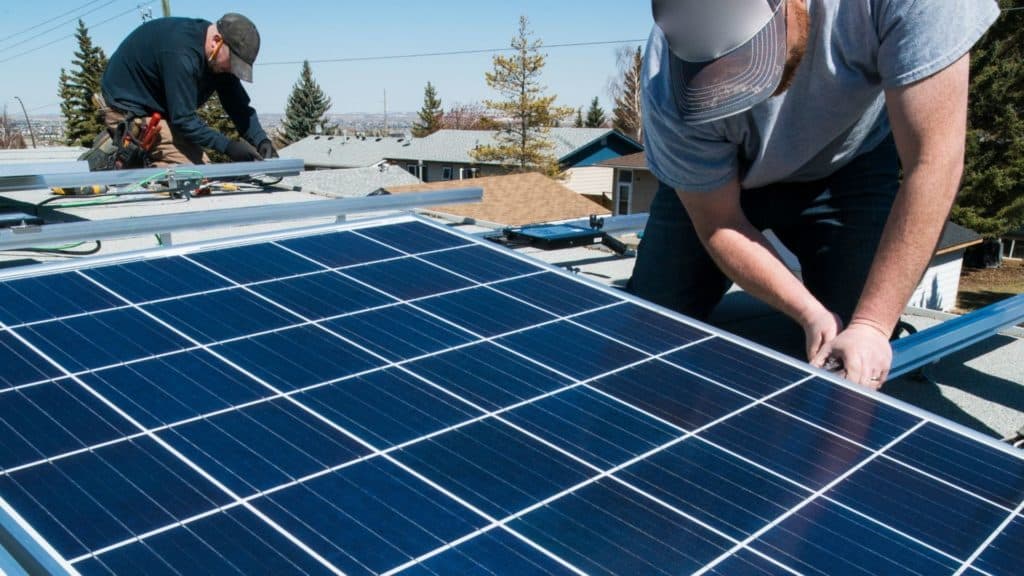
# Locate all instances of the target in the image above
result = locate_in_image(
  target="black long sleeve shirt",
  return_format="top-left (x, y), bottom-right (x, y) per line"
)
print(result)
top-left (100, 17), bottom-right (267, 153)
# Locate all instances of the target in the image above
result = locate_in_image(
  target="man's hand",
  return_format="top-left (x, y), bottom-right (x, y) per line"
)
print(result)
top-left (257, 139), bottom-right (278, 159)
top-left (811, 321), bottom-right (892, 390)
top-left (225, 139), bottom-right (262, 162)
top-left (801, 306), bottom-right (843, 362)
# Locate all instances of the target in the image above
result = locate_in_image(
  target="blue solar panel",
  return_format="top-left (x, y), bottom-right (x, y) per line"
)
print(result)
top-left (0, 215), bottom-right (1020, 575)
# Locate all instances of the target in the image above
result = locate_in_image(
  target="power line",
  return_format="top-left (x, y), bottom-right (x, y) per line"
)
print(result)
top-left (0, 2), bottom-right (154, 65)
top-left (258, 39), bottom-right (648, 67)
top-left (0, 0), bottom-right (121, 54)
top-left (0, 0), bottom-right (107, 45)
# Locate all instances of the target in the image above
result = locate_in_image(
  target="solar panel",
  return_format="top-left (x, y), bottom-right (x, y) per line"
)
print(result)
top-left (0, 214), bottom-right (1020, 575)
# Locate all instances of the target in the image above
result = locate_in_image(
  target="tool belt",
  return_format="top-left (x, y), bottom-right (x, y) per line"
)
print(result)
top-left (79, 93), bottom-right (153, 171)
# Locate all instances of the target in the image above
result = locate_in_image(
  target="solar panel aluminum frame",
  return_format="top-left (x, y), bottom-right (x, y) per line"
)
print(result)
top-left (0, 212), bottom-right (1020, 575)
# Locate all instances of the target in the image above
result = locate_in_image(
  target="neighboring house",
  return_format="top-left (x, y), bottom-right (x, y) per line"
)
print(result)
top-left (384, 172), bottom-right (609, 227)
top-left (910, 222), bottom-right (983, 311)
top-left (278, 134), bottom-right (416, 170)
top-left (597, 151), bottom-right (657, 215)
top-left (1002, 227), bottom-right (1024, 260)
top-left (385, 128), bottom-right (642, 200)
top-left (276, 165), bottom-right (422, 199)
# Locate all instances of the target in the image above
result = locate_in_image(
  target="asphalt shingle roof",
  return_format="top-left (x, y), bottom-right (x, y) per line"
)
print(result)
top-left (386, 172), bottom-right (609, 226)
top-left (276, 166), bottom-right (421, 198)
top-left (279, 135), bottom-right (416, 168)
top-left (387, 128), bottom-right (618, 165)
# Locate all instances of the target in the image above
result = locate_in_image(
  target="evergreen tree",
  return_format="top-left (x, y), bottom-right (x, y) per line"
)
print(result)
top-left (281, 60), bottom-right (332, 145)
top-left (62, 20), bottom-right (107, 147)
top-left (471, 16), bottom-right (573, 177)
top-left (954, 2), bottom-right (1024, 238)
top-left (574, 107), bottom-right (584, 128)
top-left (585, 96), bottom-right (606, 128)
top-left (610, 46), bottom-right (643, 141)
top-left (412, 82), bottom-right (444, 137)
top-left (197, 94), bottom-right (239, 163)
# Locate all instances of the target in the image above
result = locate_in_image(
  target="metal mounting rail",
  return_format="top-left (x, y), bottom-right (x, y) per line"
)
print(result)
top-left (0, 188), bottom-right (482, 251)
top-left (0, 158), bottom-right (304, 193)
top-left (0, 161), bottom-right (88, 178)
top-left (890, 293), bottom-right (1024, 378)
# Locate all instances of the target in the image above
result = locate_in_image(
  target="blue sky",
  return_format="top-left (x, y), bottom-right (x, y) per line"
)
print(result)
top-left (0, 0), bottom-right (654, 117)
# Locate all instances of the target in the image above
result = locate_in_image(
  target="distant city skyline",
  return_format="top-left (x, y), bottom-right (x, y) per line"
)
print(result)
top-left (0, 1), bottom-right (653, 118)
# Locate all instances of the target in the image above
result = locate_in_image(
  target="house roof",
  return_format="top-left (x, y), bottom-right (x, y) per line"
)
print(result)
top-left (0, 147), bottom-right (87, 163)
top-left (597, 151), bottom-right (648, 170)
top-left (278, 135), bottom-right (416, 169)
top-left (385, 172), bottom-right (609, 226)
top-left (388, 128), bottom-right (627, 165)
top-left (274, 165), bottom-right (422, 198)
top-left (937, 221), bottom-right (983, 254)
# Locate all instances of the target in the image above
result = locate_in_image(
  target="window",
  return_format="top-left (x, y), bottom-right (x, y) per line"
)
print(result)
top-left (616, 170), bottom-right (634, 215)
top-left (442, 166), bottom-right (453, 180)
top-left (406, 164), bottom-right (419, 178)
top-left (460, 167), bottom-right (478, 180)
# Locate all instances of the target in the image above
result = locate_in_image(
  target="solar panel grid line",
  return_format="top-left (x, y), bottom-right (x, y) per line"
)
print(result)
top-left (0, 318), bottom-right (350, 576)
top-left (954, 501), bottom-right (1024, 575)
top-left (872, 453), bottom-right (1020, 514)
top-left (692, 420), bottom-right (929, 576)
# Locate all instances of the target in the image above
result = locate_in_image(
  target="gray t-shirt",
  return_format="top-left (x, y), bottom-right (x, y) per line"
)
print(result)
top-left (642, 0), bottom-right (1000, 193)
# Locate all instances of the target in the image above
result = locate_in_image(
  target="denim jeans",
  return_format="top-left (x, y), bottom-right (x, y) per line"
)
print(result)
top-left (627, 134), bottom-right (900, 325)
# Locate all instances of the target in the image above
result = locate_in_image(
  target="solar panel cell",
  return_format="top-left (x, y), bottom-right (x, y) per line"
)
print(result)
top-left (77, 350), bottom-right (271, 428)
top-left (492, 273), bottom-right (619, 316)
top-left (251, 271), bottom-right (396, 320)
top-left (699, 405), bottom-right (872, 490)
top-left (158, 399), bottom-right (370, 496)
top-left (591, 359), bottom-right (751, 431)
top-left (616, 439), bottom-right (811, 540)
top-left (498, 321), bottom-right (648, 380)
top-left (82, 257), bottom-right (232, 302)
top-left (355, 221), bottom-right (471, 254)
top-left (299, 368), bottom-right (482, 448)
top-left (74, 507), bottom-right (335, 576)
top-left (510, 479), bottom-right (734, 575)
top-left (0, 272), bottom-right (124, 326)
top-left (420, 244), bottom-right (540, 283)
top-left (278, 230), bottom-right (404, 268)
top-left (324, 304), bottom-right (476, 362)
top-left (975, 515), bottom-right (1024, 575)
top-left (666, 337), bottom-right (808, 398)
top-left (0, 438), bottom-right (230, 559)
top-left (342, 257), bottom-right (474, 300)
top-left (502, 386), bottom-right (680, 469)
top-left (398, 529), bottom-right (576, 576)
top-left (0, 330), bottom-right (61, 390)
top-left (394, 419), bottom-right (594, 518)
top-left (0, 380), bottom-right (135, 471)
top-left (188, 243), bottom-right (322, 284)
top-left (405, 342), bottom-right (572, 411)
top-left (575, 303), bottom-right (709, 354)
top-left (212, 325), bottom-right (386, 391)
top-left (253, 457), bottom-right (486, 576)
top-left (752, 499), bottom-right (962, 575)
top-left (417, 287), bottom-right (557, 337)
top-left (144, 288), bottom-right (301, 343)
top-left (15, 308), bottom-right (191, 372)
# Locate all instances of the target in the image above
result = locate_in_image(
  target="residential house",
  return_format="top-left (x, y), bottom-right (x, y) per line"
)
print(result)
top-left (597, 151), bottom-right (658, 215)
top-left (275, 165), bottom-right (422, 198)
top-left (385, 128), bottom-right (642, 201)
top-left (278, 134), bottom-right (416, 170)
top-left (384, 172), bottom-right (609, 227)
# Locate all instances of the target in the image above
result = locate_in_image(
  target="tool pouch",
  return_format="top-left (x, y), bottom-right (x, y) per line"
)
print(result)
top-left (78, 130), bottom-right (121, 171)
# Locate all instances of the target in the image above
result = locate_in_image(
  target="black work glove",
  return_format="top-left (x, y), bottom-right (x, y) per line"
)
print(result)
top-left (225, 139), bottom-right (262, 162)
top-left (257, 139), bottom-right (278, 159)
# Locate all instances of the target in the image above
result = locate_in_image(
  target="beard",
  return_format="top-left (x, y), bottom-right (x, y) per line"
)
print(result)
top-left (773, 0), bottom-right (811, 96)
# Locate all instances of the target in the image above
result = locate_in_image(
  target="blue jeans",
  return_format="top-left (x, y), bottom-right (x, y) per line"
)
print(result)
top-left (627, 134), bottom-right (900, 325)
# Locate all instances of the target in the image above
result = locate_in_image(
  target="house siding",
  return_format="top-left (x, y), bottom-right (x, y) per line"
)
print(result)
top-left (612, 168), bottom-right (660, 215)
top-left (909, 251), bottom-right (965, 312)
top-left (564, 166), bottom-right (613, 199)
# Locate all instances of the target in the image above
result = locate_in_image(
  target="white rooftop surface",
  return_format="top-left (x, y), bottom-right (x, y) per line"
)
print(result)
top-left (1, 184), bottom-right (1022, 443)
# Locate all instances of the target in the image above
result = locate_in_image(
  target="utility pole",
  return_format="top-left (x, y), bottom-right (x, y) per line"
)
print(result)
top-left (13, 97), bottom-right (37, 148)
top-left (162, 0), bottom-right (171, 17)
top-left (383, 88), bottom-right (388, 137)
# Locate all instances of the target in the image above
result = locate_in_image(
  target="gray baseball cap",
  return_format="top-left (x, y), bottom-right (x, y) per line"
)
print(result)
top-left (653, 0), bottom-right (787, 124)
top-left (217, 13), bottom-right (260, 82)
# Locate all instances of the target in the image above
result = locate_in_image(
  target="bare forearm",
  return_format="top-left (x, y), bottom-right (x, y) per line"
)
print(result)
top-left (851, 161), bottom-right (962, 336)
top-left (701, 215), bottom-right (825, 326)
